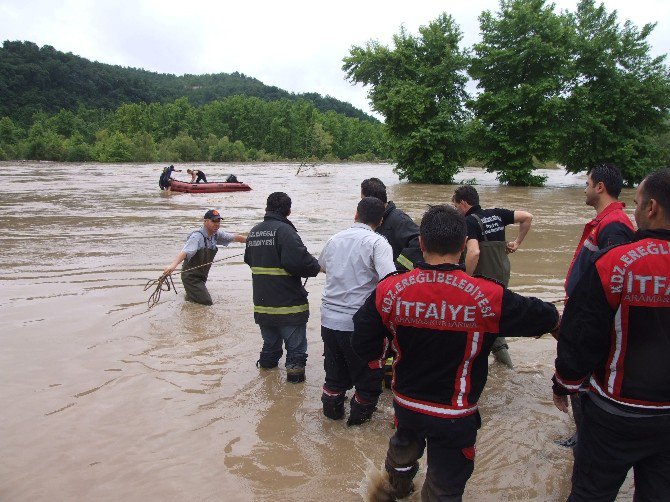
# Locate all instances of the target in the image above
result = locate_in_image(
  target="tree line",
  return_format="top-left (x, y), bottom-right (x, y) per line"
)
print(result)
top-left (0, 96), bottom-right (388, 163)
top-left (344, 0), bottom-right (670, 185)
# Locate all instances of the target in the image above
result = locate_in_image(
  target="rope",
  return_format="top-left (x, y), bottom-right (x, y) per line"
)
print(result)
top-left (144, 252), bottom-right (244, 309)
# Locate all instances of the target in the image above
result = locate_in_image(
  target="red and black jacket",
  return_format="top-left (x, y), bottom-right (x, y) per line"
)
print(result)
top-left (554, 229), bottom-right (670, 414)
top-left (564, 201), bottom-right (634, 297)
top-left (353, 263), bottom-right (559, 419)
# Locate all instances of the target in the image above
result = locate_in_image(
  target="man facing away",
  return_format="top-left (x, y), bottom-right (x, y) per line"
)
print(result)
top-left (244, 192), bottom-right (321, 384)
top-left (552, 168), bottom-right (670, 501)
top-left (452, 185), bottom-right (533, 368)
top-left (361, 177), bottom-right (423, 272)
top-left (353, 205), bottom-right (559, 501)
top-left (163, 209), bottom-right (246, 305)
top-left (557, 163), bottom-right (635, 448)
top-left (319, 197), bottom-right (396, 426)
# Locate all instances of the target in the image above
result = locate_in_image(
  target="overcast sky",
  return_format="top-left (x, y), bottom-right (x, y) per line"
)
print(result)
top-left (2, 0), bottom-right (669, 117)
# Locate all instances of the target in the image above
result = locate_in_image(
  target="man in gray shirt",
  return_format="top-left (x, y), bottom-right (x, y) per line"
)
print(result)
top-left (319, 197), bottom-right (396, 425)
top-left (164, 209), bottom-right (246, 305)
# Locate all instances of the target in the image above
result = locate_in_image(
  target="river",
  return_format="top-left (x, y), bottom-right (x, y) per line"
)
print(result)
top-left (0, 161), bottom-right (635, 500)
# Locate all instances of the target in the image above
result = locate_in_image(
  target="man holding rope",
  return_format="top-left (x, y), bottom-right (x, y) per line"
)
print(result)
top-left (163, 209), bottom-right (247, 305)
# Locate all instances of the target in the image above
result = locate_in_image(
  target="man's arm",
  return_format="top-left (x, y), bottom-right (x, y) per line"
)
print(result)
top-left (499, 289), bottom-right (559, 338)
top-left (164, 250), bottom-right (187, 276)
top-left (464, 238), bottom-right (480, 275)
top-left (352, 291), bottom-right (391, 364)
top-left (552, 264), bottom-right (614, 407)
top-left (279, 227), bottom-right (321, 278)
top-left (232, 233), bottom-right (247, 243)
top-left (507, 211), bottom-right (533, 253)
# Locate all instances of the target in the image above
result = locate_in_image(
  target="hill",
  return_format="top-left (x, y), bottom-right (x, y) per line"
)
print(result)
top-left (0, 40), bottom-right (376, 125)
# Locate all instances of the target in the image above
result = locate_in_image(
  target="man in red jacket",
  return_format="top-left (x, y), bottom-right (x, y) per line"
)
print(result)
top-left (353, 205), bottom-right (559, 500)
top-left (553, 168), bottom-right (670, 501)
top-left (558, 163), bottom-right (635, 448)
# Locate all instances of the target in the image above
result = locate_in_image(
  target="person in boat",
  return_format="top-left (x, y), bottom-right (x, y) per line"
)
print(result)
top-left (318, 197), bottom-right (396, 426)
top-left (225, 174), bottom-right (239, 183)
top-left (163, 209), bottom-right (246, 305)
top-left (552, 168), bottom-right (670, 501)
top-left (452, 185), bottom-right (534, 369)
top-left (186, 169), bottom-right (207, 183)
top-left (353, 204), bottom-right (559, 501)
top-left (244, 192), bottom-right (321, 384)
top-left (556, 163), bottom-right (635, 449)
top-left (159, 165), bottom-right (181, 191)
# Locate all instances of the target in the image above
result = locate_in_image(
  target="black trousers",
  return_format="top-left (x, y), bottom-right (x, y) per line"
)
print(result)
top-left (569, 394), bottom-right (670, 502)
top-left (386, 404), bottom-right (480, 502)
top-left (321, 326), bottom-right (382, 404)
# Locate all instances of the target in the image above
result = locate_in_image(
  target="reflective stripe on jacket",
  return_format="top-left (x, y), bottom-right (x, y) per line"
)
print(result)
top-left (244, 211), bottom-right (320, 325)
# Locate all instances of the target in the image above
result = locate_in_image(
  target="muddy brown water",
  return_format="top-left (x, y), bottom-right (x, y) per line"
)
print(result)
top-left (0, 162), bottom-right (635, 501)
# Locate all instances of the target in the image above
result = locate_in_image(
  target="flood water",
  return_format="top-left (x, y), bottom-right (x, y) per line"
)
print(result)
top-left (0, 161), bottom-right (636, 501)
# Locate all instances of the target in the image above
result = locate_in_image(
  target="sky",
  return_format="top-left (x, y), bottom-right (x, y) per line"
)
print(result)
top-left (2, 0), bottom-right (669, 118)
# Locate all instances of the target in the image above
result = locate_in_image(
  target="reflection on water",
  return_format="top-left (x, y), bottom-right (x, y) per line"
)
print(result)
top-left (0, 162), bottom-right (635, 500)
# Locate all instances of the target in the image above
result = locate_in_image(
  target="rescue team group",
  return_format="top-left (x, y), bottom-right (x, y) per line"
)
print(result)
top-left (162, 166), bottom-right (670, 502)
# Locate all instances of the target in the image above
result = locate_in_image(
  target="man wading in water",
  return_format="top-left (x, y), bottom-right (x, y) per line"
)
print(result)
top-left (163, 209), bottom-right (246, 305)
top-left (452, 185), bottom-right (533, 368)
top-left (557, 163), bottom-right (635, 449)
top-left (353, 205), bottom-right (559, 500)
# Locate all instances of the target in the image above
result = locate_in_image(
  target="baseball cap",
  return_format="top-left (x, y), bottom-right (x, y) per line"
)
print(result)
top-left (204, 209), bottom-right (222, 221)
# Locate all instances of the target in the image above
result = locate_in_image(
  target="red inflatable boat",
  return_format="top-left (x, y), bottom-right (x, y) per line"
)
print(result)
top-left (169, 180), bottom-right (252, 193)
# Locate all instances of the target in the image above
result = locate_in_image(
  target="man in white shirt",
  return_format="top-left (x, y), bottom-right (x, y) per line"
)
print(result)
top-left (319, 197), bottom-right (396, 425)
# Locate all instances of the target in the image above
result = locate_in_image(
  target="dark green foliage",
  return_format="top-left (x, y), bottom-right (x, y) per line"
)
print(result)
top-left (344, 14), bottom-right (471, 183)
top-left (470, 0), bottom-right (570, 186)
top-left (0, 95), bottom-right (388, 163)
top-left (0, 41), bottom-right (377, 127)
top-left (557, 0), bottom-right (670, 185)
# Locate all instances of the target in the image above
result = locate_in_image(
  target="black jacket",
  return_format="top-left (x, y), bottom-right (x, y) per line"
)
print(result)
top-left (244, 212), bottom-right (321, 326)
top-left (377, 201), bottom-right (422, 271)
top-left (554, 229), bottom-right (670, 414)
top-left (353, 263), bottom-right (559, 418)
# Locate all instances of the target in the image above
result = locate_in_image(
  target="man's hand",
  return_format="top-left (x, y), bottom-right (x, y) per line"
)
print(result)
top-left (553, 393), bottom-right (569, 413)
top-left (506, 240), bottom-right (519, 254)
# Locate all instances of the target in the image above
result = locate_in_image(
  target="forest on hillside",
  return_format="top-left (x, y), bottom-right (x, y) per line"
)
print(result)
top-left (0, 41), bottom-right (375, 125)
top-left (0, 41), bottom-right (387, 163)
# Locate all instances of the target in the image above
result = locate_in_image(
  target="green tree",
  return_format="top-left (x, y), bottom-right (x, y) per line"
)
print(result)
top-left (470, 0), bottom-right (570, 185)
top-left (25, 119), bottom-right (64, 160)
top-left (344, 13), bottom-right (470, 183)
top-left (557, 0), bottom-right (670, 185)
top-left (94, 130), bottom-right (134, 162)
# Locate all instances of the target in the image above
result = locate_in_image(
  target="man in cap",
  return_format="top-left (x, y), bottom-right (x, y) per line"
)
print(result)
top-left (164, 209), bottom-right (247, 305)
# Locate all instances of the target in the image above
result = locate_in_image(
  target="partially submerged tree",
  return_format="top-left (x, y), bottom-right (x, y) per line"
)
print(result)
top-left (557, 0), bottom-right (670, 185)
top-left (470, 0), bottom-right (571, 186)
top-left (343, 13), bottom-right (470, 183)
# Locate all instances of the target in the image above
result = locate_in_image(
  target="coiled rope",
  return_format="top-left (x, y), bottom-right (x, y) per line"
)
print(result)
top-left (144, 252), bottom-right (244, 309)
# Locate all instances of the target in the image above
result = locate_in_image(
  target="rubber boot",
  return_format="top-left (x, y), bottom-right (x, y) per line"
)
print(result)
top-left (385, 459), bottom-right (418, 499)
top-left (492, 337), bottom-right (514, 369)
top-left (286, 366), bottom-right (305, 384)
top-left (256, 358), bottom-right (279, 369)
top-left (321, 391), bottom-right (345, 420)
top-left (347, 395), bottom-right (377, 426)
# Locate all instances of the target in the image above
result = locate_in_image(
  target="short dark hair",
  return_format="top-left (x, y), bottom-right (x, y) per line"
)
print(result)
top-left (361, 177), bottom-right (387, 203)
top-left (452, 185), bottom-right (479, 206)
top-left (420, 205), bottom-right (467, 255)
top-left (587, 163), bottom-right (623, 198)
top-left (641, 168), bottom-right (670, 214)
top-left (357, 197), bottom-right (386, 226)
top-left (266, 192), bottom-right (291, 216)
